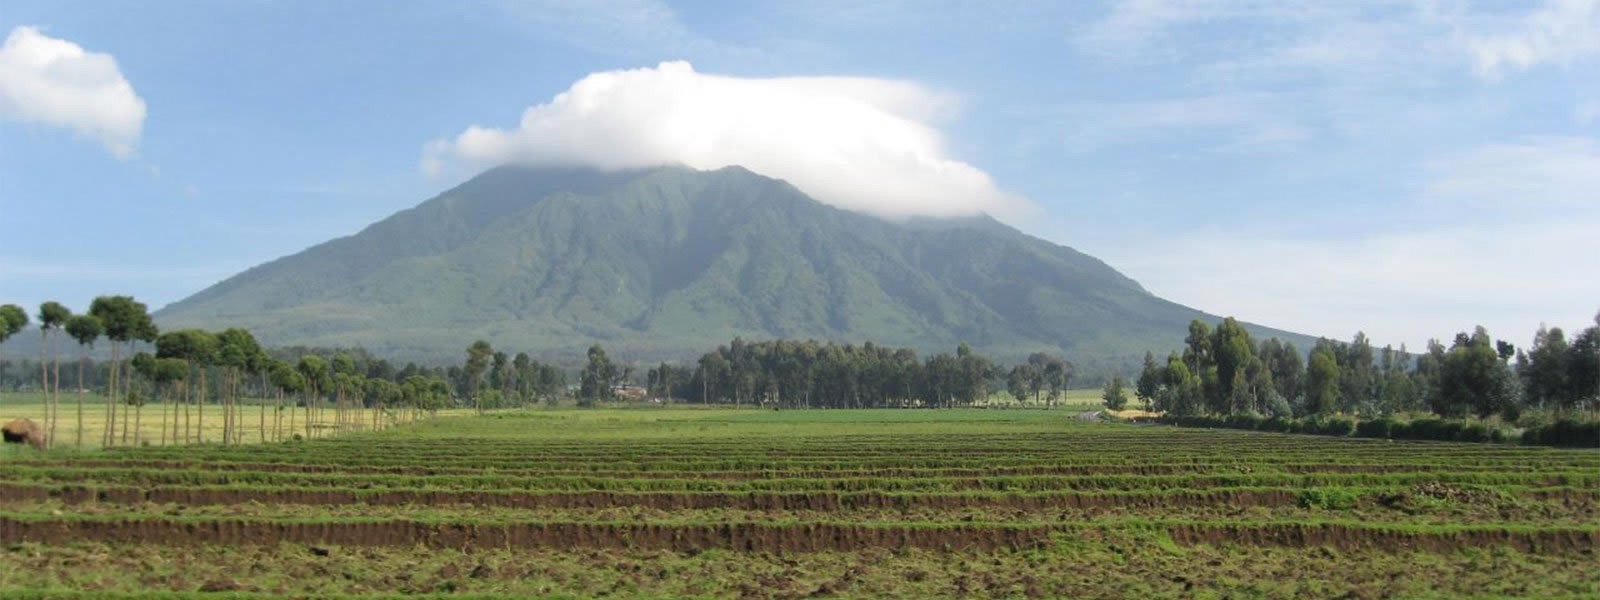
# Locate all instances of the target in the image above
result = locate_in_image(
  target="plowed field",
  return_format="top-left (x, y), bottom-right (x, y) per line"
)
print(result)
top-left (1, 409), bottom-right (1595, 599)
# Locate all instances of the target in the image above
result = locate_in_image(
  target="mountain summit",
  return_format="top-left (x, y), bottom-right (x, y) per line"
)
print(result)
top-left (156, 165), bottom-right (1308, 365)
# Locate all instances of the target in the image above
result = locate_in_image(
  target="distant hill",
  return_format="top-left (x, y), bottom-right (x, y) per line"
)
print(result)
top-left (152, 165), bottom-right (1314, 368)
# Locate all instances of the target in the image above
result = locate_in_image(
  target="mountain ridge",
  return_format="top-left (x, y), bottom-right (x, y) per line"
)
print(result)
top-left (154, 165), bottom-right (1314, 367)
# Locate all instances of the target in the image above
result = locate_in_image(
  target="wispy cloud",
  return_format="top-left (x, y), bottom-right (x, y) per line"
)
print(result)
top-left (1075, 0), bottom-right (1600, 81)
top-left (1109, 220), bottom-right (1600, 348)
top-left (1422, 136), bottom-right (1600, 212)
top-left (492, 0), bottom-right (761, 62)
top-left (1467, 0), bottom-right (1600, 78)
top-left (1044, 92), bottom-right (1314, 153)
top-left (1101, 134), bottom-right (1600, 346)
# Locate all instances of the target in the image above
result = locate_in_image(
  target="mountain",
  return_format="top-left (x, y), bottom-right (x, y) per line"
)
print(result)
top-left (154, 165), bottom-right (1314, 367)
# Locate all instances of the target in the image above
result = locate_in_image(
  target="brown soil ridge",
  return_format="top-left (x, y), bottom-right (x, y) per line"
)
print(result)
top-left (0, 517), bottom-right (1591, 554)
top-left (0, 483), bottom-right (1304, 510)
top-left (7, 484), bottom-right (1595, 511)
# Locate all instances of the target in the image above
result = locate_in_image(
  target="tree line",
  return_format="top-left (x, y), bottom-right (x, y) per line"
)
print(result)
top-left (567, 338), bottom-right (1076, 409)
top-left (1134, 314), bottom-right (1600, 421)
top-left (0, 297), bottom-right (460, 449)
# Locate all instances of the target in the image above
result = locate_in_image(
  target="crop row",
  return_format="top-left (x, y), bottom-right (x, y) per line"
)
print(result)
top-left (1, 514), bottom-right (1593, 554)
top-left (8, 459), bottom-right (1581, 480)
top-left (2, 481), bottom-right (1590, 513)
top-left (2, 465), bottom-right (1593, 493)
top-left (77, 446), bottom-right (1600, 471)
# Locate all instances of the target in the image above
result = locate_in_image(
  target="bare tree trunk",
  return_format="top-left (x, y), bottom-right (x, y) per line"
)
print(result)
top-left (76, 349), bottom-right (86, 449)
top-left (304, 388), bottom-right (312, 439)
top-left (197, 368), bottom-right (206, 444)
top-left (120, 344), bottom-right (131, 445)
top-left (39, 328), bottom-right (48, 448)
top-left (222, 369), bottom-right (231, 444)
top-left (287, 389), bottom-right (296, 440)
top-left (50, 333), bottom-right (61, 449)
top-left (182, 364), bottom-right (191, 445)
top-left (121, 385), bottom-right (130, 445)
top-left (161, 381), bottom-right (168, 446)
top-left (104, 342), bottom-right (118, 447)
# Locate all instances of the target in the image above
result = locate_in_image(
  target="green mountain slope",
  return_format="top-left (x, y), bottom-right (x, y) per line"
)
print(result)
top-left (155, 165), bottom-right (1313, 366)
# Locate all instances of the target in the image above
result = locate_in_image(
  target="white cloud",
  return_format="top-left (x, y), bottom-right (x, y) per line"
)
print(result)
top-left (1467, 0), bottom-right (1600, 78)
top-left (0, 26), bottom-right (146, 157)
top-left (423, 61), bottom-right (1028, 220)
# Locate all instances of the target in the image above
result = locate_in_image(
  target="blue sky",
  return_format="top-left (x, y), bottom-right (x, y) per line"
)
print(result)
top-left (1, 0), bottom-right (1597, 349)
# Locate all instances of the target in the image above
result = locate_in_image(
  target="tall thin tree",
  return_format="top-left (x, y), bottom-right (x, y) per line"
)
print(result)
top-left (64, 315), bottom-right (101, 449)
top-left (36, 302), bottom-right (70, 448)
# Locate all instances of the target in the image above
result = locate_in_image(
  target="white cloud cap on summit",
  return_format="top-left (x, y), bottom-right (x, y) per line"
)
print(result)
top-left (423, 61), bottom-right (1028, 221)
top-left (0, 26), bottom-right (146, 158)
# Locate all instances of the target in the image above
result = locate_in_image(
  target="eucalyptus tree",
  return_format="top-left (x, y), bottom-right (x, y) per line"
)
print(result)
top-left (250, 346), bottom-right (271, 443)
top-left (267, 360), bottom-right (300, 441)
top-left (579, 344), bottom-right (618, 406)
top-left (89, 296), bottom-right (156, 447)
top-left (64, 315), bottom-right (101, 448)
top-left (130, 352), bottom-right (157, 446)
top-left (429, 376), bottom-right (452, 414)
top-left (489, 351), bottom-right (509, 397)
top-left (1006, 363), bottom-right (1035, 405)
top-left (156, 329), bottom-right (217, 444)
top-left (150, 357), bottom-right (187, 445)
top-left (36, 302), bottom-right (70, 448)
top-left (330, 373), bottom-right (353, 432)
top-left (295, 355), bottom-right (328, 438)
top-left (330, 353), bottom-right (356, 431)
top-left (464, 340), bottom-right (493, 414)
top-left (365, 377), bottom-right (398, 430)
top-left (0, 305), bottom-right (28, 408)
top-left (512, 352), bottom-right (532, 405)
top-left (216, 329), bottom-right (262, 444)
top-left (1102, 375), bottom-right (1129, 410)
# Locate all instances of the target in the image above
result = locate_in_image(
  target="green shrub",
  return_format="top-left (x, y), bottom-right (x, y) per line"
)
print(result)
top-left (1354, 418), bottom-right (1397, 439)
top-left (1523, 420), bottom-right (1600, 448)
top-left (1455, 424), bottom-right (1492, 443)
top-left (1399, 419), bottom-right (1463, 442)
top-left (1225, 414), bottom-right (1265, 430)
top-left (1312, 417), bottom-right (1356, 437)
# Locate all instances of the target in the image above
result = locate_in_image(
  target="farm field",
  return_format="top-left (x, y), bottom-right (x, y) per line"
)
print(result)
top-left (0, 394), bottom-right (477, 449)
top-left (0, 408), bottom-right (1596, 599)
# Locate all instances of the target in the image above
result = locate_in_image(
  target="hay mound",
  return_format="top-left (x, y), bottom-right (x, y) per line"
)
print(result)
top-left (2, 418), bottom-right (46, 450)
